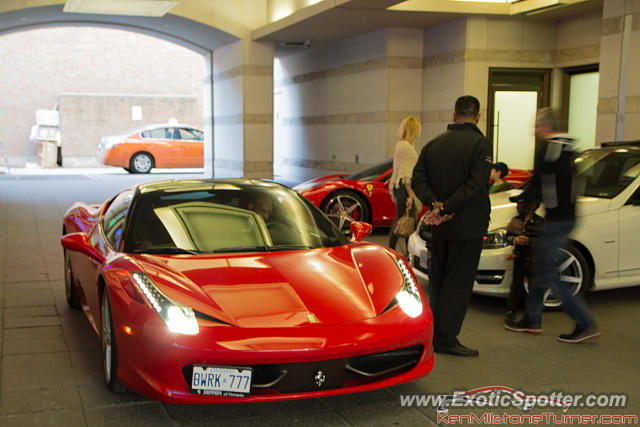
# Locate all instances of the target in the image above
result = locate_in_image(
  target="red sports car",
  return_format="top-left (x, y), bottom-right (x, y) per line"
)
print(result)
top-left (294, 159), bottom-right (532, 230)
top-left (61, 179), bottom-right (434, 403)
top-left (294, 160), bottom-right (397, 230)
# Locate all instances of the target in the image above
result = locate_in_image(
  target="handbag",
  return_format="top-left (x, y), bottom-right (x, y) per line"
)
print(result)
top-left (393, 207), bottom-right (415, 238)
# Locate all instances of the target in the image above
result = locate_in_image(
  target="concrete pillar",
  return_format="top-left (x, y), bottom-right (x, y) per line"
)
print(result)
top-left (203, 51), bottom-right (214, 177)
top-left (596, 0), bottom-right (640, 143)
top-left (385, 28), bottom-right (424, 157)
top-left (213, 40), bottom-right (274, 178)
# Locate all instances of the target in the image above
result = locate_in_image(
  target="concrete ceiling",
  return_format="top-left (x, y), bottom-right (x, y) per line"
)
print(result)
top-left (256, 0), bottom-right (603, 56)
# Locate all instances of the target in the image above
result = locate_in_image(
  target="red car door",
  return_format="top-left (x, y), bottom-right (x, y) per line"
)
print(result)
top-left (71, 223), bottom-right (108, 333)
top-left (370, 171), bottom-right (396, 226)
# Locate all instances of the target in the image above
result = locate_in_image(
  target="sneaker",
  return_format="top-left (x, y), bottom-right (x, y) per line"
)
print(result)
top-left (506, 310), bottom-right (516, 323)
top-left (557, 324), bottom-right (601, 343)
top-left (504, 317), bottom-right (542, 335)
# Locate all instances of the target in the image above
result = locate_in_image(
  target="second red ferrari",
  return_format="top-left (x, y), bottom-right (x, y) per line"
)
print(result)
top-left (294, 159), bottom-right (531, 230)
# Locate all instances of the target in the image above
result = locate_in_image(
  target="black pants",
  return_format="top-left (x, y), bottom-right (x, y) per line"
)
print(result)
top-left (429, 232), bottom-right (483, 348)
top-left (507, 255), bottom-right (528, 313)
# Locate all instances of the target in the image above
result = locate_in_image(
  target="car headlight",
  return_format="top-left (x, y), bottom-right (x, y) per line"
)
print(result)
top-left (131, 272), bottom-right (199, 335)
top-left (393, 257), bottom-right (423, 318)
top-left (483, 228), bottom-right (509, 249)
top-left (101, 137), bottom-right (124, 150)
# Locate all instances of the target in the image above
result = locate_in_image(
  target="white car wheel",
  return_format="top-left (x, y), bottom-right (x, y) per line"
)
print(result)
top-left (524, 245), bottom-right (589, 309)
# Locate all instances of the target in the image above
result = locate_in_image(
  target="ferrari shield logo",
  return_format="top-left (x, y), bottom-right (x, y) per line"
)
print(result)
top-left (307, 313), bottom-right (318, 323)
top-left (314, 370), bottom-right (326, 387)
top-left (366, 184), bottom-right (373, 191)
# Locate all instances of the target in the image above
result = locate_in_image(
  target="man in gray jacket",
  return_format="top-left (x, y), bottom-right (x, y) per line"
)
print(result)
top-left (412, 95), bottom-right (492, 357)
top-left (505, 108), bottom-right (599, 343)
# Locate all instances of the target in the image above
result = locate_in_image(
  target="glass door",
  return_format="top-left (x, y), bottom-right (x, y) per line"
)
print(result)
top-left (493, 91), bottom-right (538, 169)
top-left (488, 68), bottom-right (550, 171)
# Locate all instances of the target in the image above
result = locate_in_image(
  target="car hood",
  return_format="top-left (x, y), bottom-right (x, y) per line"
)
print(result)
top-left (292, 174), bottom-right (349, 192)
top-left (135, 244), bottom-right (404, 328)
top-left (487, 190), bottom-right (611, 230)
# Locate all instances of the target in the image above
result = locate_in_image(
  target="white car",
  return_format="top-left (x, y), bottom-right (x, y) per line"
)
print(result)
top-left (408, 142), bottom-right (640, 307)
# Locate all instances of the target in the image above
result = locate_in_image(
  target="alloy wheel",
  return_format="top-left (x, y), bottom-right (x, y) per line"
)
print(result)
top-left (324, 193), bottom-right (365, 231)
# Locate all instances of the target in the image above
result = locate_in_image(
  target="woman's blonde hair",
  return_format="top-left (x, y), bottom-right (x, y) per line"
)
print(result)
top-left (398, 116), bottom-right (421, 142)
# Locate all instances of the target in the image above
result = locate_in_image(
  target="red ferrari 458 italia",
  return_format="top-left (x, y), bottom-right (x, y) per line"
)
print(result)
top-left (61, 179), bottom-right (434, 403)
top-left (294, 160), bottom-right (397, 230)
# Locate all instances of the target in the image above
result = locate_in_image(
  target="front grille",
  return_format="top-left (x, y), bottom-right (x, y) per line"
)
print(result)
top-left (346, 345), bottom-right (423, 377)
top-left (182, 345), bottom-right (424, 395)
top-left (476, 270), bottom-right (505, 284)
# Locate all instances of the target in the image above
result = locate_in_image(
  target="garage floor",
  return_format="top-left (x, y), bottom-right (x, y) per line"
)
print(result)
top-left (1, 169), bottom-right (639, 426)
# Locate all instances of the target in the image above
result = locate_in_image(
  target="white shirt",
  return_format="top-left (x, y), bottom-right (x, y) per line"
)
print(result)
top-left (389, 140), bottom-right (418, 190)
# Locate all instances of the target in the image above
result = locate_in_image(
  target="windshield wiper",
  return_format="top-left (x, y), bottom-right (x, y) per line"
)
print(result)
top-left (268, 245), bottom-right (316, 251)
top-left (210, 246), bottom-right (269, 253)
top-left (134, 247), bottom-right (202, 255)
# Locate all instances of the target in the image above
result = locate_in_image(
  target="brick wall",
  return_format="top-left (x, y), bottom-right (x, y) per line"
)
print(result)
top-left (59, 94), bottom-right (201, 167)
top-left (0, 25), bottom-right (203, 166)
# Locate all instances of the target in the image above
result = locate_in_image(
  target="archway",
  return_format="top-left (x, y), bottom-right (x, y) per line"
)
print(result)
top-left (0, 5), bottom-right (239, 176)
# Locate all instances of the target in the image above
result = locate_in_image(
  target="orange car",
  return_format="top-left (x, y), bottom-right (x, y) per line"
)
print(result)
top-left (98, 123), bottom-right (204, 173)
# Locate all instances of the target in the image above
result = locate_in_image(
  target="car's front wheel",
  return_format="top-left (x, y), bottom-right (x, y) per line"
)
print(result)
top-left (129, 152), bottom-right (154, 174)
top-left (64, 249), bottom-right (81, 309)
top-left (101, 287), bottom-right (126, 393)
top-left (321, 190), bottom-right (370, 232)
top-left (524, 244), bottom-right (590, 309)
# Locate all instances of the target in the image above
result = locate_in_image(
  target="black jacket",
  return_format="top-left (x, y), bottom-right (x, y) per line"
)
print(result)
top-left (520, 134), bottom-right (578, 221)
top-left (412, 122), bottom-right (493, 239)
top-left (506, 213), bottom-right (544, 259)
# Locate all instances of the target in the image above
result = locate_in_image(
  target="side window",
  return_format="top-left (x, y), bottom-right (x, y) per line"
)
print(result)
top-left (143, 128), bottom-right (166, 139)
top-left (176, 128), bottom-right (199, 140)
top-left (102, 190), bottom-right (134, 249)
top-left (626, 186), bottom-right (640, 206)
top-left (191, 129), bottom-right (204, 140)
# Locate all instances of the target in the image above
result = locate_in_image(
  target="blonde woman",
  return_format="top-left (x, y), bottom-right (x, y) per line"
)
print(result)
top-left (388, 116), bottom-right (422, 252)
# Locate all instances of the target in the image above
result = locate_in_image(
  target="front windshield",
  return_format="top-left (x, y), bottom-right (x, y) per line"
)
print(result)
top-left (347, 160), bottom-right (392, 181)
top-left (576, 149), bottom-right (640, 198)
top-left (124, 185), bottom-right (349, 254)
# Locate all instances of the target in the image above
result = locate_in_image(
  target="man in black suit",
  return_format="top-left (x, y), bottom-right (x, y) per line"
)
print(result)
top-left (412, 95), bottom-right (492, 357)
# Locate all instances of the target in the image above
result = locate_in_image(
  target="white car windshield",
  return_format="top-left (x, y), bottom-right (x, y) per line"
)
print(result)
top-left (576, 149), bottom-right (640, 199)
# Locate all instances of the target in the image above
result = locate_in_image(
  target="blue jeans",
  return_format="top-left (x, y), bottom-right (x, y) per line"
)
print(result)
top-left (524, 219), bottom-right (595, 329)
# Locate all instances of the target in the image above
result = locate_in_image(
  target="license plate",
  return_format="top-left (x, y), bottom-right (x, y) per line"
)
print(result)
top-left (419, 248), bottom-right (430, 268)
top-left (191, 365), bottom-right (252, 397)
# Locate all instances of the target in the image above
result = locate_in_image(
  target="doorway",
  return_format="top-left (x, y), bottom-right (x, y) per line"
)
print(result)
top-left (488, 68), bottom-right (551, 170)
top-left (562, 65), bottom-right (599, 152)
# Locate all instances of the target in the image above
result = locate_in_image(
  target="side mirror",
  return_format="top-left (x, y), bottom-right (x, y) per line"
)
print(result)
top-left (350, 221), bottom-right (373, 242)
top-left (61, 232), bottom-right (106, 264)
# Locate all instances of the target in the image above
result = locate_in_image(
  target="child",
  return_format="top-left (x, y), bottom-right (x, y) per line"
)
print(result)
top-left (505, 201), bottom-right (544, 322)
top-left (489, 162), bottom-right (515, 194)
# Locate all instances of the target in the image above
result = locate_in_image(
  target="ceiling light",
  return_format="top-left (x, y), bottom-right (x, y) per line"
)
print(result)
top-left (64, 0), bottom-right (177, 17)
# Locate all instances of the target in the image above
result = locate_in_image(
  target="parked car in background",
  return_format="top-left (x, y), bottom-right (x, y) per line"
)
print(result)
top-left (294, 159), bottom-right (530, 232)
top-left (98, 123), bottom-right (204, 173)
top-left (408, 141), bottom-right (640, 307)
top-left (61, 178), bottom-right (434, 402)
top-left (293, 160), bottom-right (396, 231)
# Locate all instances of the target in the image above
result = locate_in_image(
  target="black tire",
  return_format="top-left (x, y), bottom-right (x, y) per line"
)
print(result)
top-left (524, 243), bottom-right (590, 309)
top-left (64, 249), bottom-right (81, 309)
top-left (321, 190), bottom-right (370, 232)
top-left (129, 152), bottom-right (154, 174)
top-left (123, 167), bottom-right (131, 173)
top-left (101, 287), bottom-right (126, 393)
